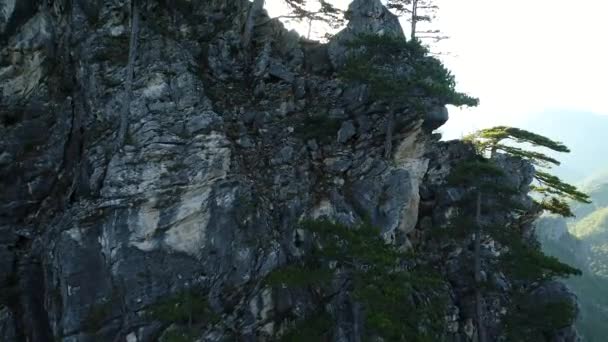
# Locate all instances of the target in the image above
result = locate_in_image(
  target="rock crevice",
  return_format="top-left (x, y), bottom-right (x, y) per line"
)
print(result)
top-left (0, 0), bottom-right (579, 341)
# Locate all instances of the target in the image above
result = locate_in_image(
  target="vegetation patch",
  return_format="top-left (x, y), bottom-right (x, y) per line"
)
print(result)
top-left (294, 115), bottom-right (341, 142)
top-left (296, 219), bottom-right (447, 341)
top-left (497, 229), bottom-right (582, 282)
top-left (340, 34), bottom-right (478, 108)
top-left (279, 311), bottom-right (334, 342)
top-left (265, 263), bottom-right (333, 288)
top-left (148, 289), bottom-right (216, 325)
top-left (504, 295), bottom-right (577, 341)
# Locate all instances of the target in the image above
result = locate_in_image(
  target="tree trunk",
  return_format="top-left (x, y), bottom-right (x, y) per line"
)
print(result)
top-left (474, 191), bottom-right (487, 342)
top-left (242, 0), bottom-right (265, 50)
top-left (116, 0), bottom-right (140, 150)
top-left (411, 0), bottom-right (418, 40)
top-left (490, 145), bottom-right (497, 159)
top-left (384, 109), bottom-right (395, 159)
top-left (307, 17), bottom-right (313, 40)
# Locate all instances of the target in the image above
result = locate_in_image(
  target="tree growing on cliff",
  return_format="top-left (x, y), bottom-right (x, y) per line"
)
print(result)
top-left (448, 159), bottom-right (506, 342)
top-left (265, 219), bottom-right (447, 340)
top-left (465, 126), bottom-right (591, 217)
top-left (115, 0), bottom-right (140, 151)
top-left (448, 127), bottom-right (588, 341)
top-left (340, 34), bottom-right (477, 158)
top-left (281, 0), bottom-right (344, 39)
top-left (243, 0), bottom-right (343, 48)
top-left (387, 0), bottom-right (447, 42)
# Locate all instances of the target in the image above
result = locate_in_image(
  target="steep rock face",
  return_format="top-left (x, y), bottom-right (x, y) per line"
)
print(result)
top-left (0, 0), bottom-right (579, 341)
top-left (420, 143), bottom-right (581, 342)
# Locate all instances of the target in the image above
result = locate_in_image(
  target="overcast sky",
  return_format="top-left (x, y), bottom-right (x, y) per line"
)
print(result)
top-left (266, 0), bottom-right (608, 139)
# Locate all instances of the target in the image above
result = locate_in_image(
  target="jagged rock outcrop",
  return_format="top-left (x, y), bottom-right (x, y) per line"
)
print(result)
top-left (421, 143), bottom-right (581, 341)
top-left (0, 0), bottom-right (579, 341)
top-left (327, 0), bottom-right (404, 68)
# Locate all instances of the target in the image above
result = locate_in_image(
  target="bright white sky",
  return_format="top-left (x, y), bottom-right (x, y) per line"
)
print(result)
top-left (266, 0), bottom-right (608, 139)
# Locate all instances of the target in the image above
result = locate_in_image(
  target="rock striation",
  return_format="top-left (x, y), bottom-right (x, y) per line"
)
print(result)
top-left (0, 0), bottom-right (579, 341)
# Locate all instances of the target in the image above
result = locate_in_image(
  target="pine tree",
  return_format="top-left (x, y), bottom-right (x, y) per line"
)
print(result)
top-left (448, 159), bottom-right (506, 342)
top-left (465, 126), bottom-right (591, 217)
top-left (243, 0), bottom-right (343, 46)
top-left (387, 0), bottom-right (447, 42)
top-left (339, 34), bottom-right (477, 157)
top-left (115, 0), bottom-right (140, 151)
top-left (282, 0), bottom-right (344, 39)
top-left (447, 126), bottom-right (588, 340)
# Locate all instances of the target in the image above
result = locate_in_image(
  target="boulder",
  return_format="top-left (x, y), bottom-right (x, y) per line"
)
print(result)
top-left (328, 0), bottom-right (405, 68)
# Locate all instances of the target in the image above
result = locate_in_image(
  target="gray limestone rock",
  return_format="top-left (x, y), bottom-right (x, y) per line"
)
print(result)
top-left (423, 106), bottom-right (449, 131)
top-left (0, 0), bottom-right (580, 341)
top-left (530, 282), bottom-right (581, 342)
top-left (328, 0), bottom-right (405, 68)
top-left (268, 60), bottom-right (295, 83)
top-left (271, 146), bottom-right (295, 165)
top-left (337, 120), bottom-right (356, 143)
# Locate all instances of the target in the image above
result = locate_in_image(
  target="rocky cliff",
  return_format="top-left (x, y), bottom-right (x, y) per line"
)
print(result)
top-left (0, 0), bottom-right (579, 341)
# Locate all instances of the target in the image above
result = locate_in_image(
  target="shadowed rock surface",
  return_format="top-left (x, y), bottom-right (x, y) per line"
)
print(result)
top-left (0, 0), bottom-right (580, 341)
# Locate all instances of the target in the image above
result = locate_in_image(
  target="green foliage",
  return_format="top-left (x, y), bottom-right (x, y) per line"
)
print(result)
top-left (466, 126), bottom-right (570, 156)
top-left (295, 115), bottom-right (341, 142)
top-left (279, 311), bottom-right (334, 342)
top-left (447, 159), bottom-right (505, 187)
top-left (466, 126), bottom-right (591, 218)
top-left (531, 171), bottom-right (591, 217)
top-left (299, 219), bottom-right (447, 341)
top-left (535, 197), bottom-right (575, 217)
top-left (452, 127), bottom-right (585, 338)
top-left (340, 34), bottom-right (478, 108)
top-left (447, 159), bottom-right (527, 215)
top-left (265, 263), bottom-right (333, 287)
top-left (344, 34), bottom-right (414, 56)
top-left (534, 171), bottom-right (592, 207)
top-left (386, 0), bottom-right (444, 42)
top-left (504, 295), bottom-right (577, 341)
top-left (495, 229), bottom-right (581, 282)
top-left (283, 0), bottom-right (344, 30)
top-left (148, 289), bottom-right (214, 325)
top-left (353, 270), bottom-right (446, 342)
top-left (301, 219), bottom-right (402, 268)
top-left (494, 144), bottom-right (561, 167)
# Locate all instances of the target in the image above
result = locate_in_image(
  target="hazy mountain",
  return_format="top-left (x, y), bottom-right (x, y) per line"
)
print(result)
top-left (538, 170), bottom-right (608, 340)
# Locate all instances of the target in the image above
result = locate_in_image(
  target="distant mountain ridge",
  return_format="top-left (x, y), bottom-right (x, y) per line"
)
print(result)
top-left (538, 170), bottom-right (608, 340)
